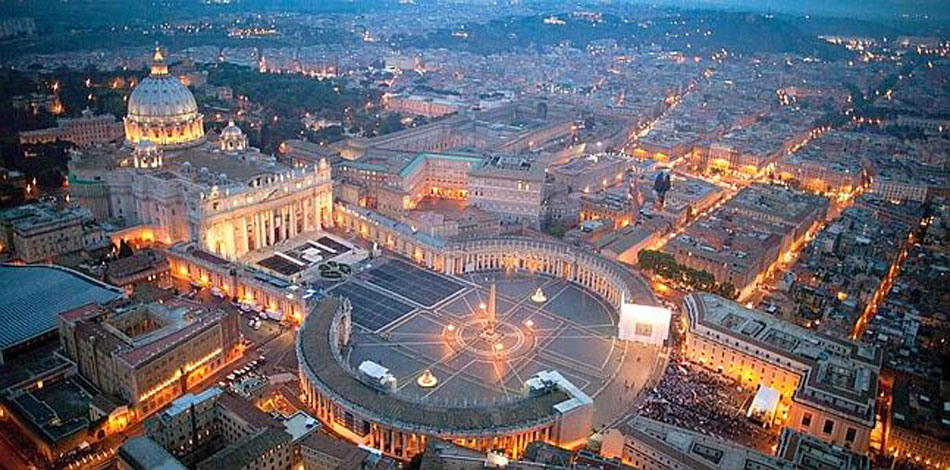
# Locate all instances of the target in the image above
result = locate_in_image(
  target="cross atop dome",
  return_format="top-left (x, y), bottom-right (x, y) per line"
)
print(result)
top-left (150, 45), bottom-right (169, 76)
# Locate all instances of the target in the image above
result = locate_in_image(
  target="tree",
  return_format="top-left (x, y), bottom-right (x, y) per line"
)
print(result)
top-left (379, 113), bottom-right (405, 135)
top-left (545, 224), bottom-right (566, 238)
top-left (715, 282), bottom-right (738, 300)
top-left (638, 249), bottom-right (737, 298)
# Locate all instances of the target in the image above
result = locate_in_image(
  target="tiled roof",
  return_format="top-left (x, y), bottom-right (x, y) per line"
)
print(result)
top-left (196, 428), bottom-right (291, 470)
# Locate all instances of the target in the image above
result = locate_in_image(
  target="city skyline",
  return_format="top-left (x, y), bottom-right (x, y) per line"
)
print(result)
top-left (0, 1), bottom-right (946, 470)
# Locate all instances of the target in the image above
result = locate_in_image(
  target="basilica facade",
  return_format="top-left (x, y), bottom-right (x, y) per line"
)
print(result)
top-left (70, 47), bottom-right (333, 260)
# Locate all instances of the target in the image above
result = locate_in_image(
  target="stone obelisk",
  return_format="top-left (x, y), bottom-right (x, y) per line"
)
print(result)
top-left (485, 281), bottom-right (498, 334)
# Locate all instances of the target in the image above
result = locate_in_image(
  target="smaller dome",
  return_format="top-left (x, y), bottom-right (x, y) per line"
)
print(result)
top-left (221, 120), bottom-right (244, 138)
top-left (133, 139), bottom-right (159, 156)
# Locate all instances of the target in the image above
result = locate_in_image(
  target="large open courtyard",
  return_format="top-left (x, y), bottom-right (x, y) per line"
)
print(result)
top-left (325, 258), bottom-right (667, 428)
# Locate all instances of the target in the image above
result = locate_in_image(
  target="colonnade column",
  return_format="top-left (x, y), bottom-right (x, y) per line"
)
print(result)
top-left (291, 201), bottom-right (298, 237)
top-left (312, 196), bottom-right (323, 230)
top-left (282, 206), bottom-right (289, 240)
top-left (302, 197), bottom-right (311, 231)
top-left (268, 210), bottom-right (275, 246)
top-left (239, 216), bottom-right (249, 254)
top-left (254, 213), bottom-right (262, 250)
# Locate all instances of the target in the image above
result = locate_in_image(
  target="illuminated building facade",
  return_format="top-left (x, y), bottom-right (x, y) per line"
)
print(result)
top-left (468, 154), bottom-right (545, 228)
top-left (69, 47), bottom-right (335, 260)
top-left (579, 190), bottom-right (637, 229)
top-left (334, 202), bottom-right (653, 309)
top-left (398, 152), bottom-right (480, 205)
top-left (0, 203), bottom-right (107, 263)
top-left (608, 416), bottom-right (869, 470)
top-left (385, 92), bottom-right (466, 118)
top-left (164, 242), bottom-right (309, 323)
top-left (665, 185), bottom-right (828, 300)
top-left (18, 109), bottom-right (124, 147)
top-left (775, 158), bottom-right (866, 195)
top-left (297, 299), bottom-right (595, 461)
top-left (885, 378), bottom-right (950, 469)
top-left (683, 293), bottom-right (881, 453)
top-left (58, 299), bottom-right (242, 419)
top-left (549, 152), bottom-right (633, 194)
top-left (103, 249), bottom-right (171, 288)
top-left (141, 388), bottom-right (295, 470)
top-left (107, 148), bottom-right (333, 259)
top-left (338, 150), bottom-right (545, 228)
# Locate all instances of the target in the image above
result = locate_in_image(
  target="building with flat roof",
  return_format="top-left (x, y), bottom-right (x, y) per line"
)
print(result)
top-left (385, 92), bottom-right (467, 118)
top-left (683, 293), bottom-right (881, 453)
top-left (337, 149), bottom-right (545, 229)
top-left (0, 203), bottom-right (108, 263)
top-left (613, 416), bottom-right (795, 469)
top-left (2, 373), bottom-right (105, 462)
top-left (698, 108), bottom-right (818, 180)
top-left (163, 242), bottom-right (311, 323)
top-left (0, 264), bottom-right (124, 364)
top-left (18, 109), bottom-right (124, 147)
top-left (885, 378), bottom-right (950, 470)
top-left (609, 416), bottom-right (869, 470)
top-left (118, 436), bottom-right (188, 470)
top-left (549, 152), bottom-right (633, 194)
top-left (776, 428), bottom-right (870, 470)
top-left (137, 387), bottom-right (311, 470)
top-left (469, 154), bottom-right (545, 228)
top-left (596, 218), bottom-right (673, 266)
top-left (103, 249), bottom-right (171, 288)
top-left (280, 139), bottom-right (334, 168)
top-left (300, 431), bottom-right (399, 470)
top-left (58, 299), bottom-right (241, 419)
top-left (196, 427), bottom-right (293, 470)
top-left (665, 185), bottom-right (828, 300)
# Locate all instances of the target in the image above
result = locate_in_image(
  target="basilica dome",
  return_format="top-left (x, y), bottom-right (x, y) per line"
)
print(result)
top-left (124, 46), bottom-right (205, 149)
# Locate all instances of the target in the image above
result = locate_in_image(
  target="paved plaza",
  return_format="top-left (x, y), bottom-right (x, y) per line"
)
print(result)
top-left (332, 261), bottom-right (667, 428)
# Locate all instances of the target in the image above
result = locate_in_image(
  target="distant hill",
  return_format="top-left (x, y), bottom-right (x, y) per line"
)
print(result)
top-left (395, 10), bottom-right (846, 58)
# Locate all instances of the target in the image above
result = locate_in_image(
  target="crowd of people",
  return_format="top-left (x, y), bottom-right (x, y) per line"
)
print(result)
top-left (637, 355), bottom-right (777, 452)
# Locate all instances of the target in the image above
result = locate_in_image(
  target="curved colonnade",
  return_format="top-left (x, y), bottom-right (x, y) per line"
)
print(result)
top-left (334, 203), bottom-right (656, 309)
top-left (299, 212), bottom-right (658, 461)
